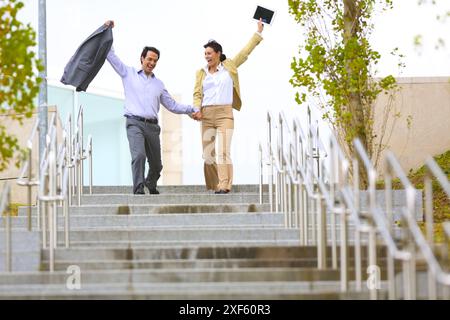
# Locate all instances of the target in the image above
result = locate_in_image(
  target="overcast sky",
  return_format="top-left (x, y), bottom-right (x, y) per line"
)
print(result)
top-left (15, 0), bottom-right (450, 184)
top-left (18, 0), bottom-right (450, 103)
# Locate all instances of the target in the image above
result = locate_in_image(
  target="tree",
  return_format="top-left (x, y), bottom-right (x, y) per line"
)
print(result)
top-left (288, 0), bottom-right (400, 186)
top-left (0, 0), bottom-right (42, 171)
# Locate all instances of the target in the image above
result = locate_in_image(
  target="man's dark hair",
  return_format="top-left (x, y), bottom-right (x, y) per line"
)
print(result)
top-left (141, 46), bottom-right (160, 62)
top-left (204, 40), bottom-right (227, 62)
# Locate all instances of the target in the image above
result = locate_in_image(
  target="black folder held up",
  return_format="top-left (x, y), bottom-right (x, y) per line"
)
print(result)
top-left (253, 5), bottom-right (275, 25)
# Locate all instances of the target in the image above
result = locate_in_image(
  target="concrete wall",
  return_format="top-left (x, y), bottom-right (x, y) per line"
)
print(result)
top-left (0, 106), bottom-right (63, 204)
top-left (374, 77), bottom-right (450, 172)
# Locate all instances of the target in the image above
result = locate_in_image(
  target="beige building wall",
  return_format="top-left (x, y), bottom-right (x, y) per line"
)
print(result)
top-left (160, 96), bottom-right (183, 185)
top-left (374, 77), bottom-right (450, 172)
top-left (0, 106), bottom-right (63, 204)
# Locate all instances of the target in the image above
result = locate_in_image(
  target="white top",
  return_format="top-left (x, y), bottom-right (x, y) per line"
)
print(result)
top-left (202, 63), bottom-right (233, 107)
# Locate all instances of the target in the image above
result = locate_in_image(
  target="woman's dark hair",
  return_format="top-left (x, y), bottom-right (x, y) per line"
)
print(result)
top-left (141, 46), bottom-right (160, 62)
top-left (204, 40), bottom-right (227, 62)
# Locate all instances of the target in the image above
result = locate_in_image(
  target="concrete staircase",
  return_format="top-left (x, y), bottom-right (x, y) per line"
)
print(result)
top-left (0, 184), bottom-right (390, 299)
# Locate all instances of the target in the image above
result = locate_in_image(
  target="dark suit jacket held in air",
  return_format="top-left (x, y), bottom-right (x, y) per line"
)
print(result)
top-left (61, 24), bottom-right (113, 92)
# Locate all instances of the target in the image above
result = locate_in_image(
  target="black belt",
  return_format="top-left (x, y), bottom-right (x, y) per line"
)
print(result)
top-left (125, 114), bottom-right (158, 124)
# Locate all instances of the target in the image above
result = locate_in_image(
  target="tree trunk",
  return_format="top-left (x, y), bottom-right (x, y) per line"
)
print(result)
top-left (343, 0), bottom-right (369, 188)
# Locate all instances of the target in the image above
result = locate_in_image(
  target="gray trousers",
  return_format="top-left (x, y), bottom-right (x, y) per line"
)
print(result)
top-left (125, 118), bottom-right (162, 193)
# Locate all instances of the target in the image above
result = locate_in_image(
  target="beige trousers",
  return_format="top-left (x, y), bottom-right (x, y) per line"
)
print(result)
top-left (201, 105), bottom-right (234, 191)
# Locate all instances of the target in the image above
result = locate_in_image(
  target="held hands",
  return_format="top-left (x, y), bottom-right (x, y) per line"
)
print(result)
top-left (257, 18), bottom-right (264, 33)
top-left (192, 111), bottom-right (202, 121)
top-left (105, 20), bottom-right (115, 28)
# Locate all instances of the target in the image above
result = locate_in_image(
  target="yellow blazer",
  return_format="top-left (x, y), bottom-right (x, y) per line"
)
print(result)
top-left (193, 33), bottom-right (263, 111)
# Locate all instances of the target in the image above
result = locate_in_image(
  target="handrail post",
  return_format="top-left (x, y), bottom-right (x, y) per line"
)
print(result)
top-left (352, 158), bottom-right (363, 292)
top-left (317, 194), bottom-right (327, 269)
top-left (27, 147), bottom-right (33, 231)
top-left (48, 148), bottom-right (55, 273)
top-left (287, 174), bottom-right (292, 228)
top-left (7, 187), bottom-right (12, 272)
top-left (302, 183), bottom-right (309, 245)
top-left (293, 179), bottom-right (299, 229)
top-left (340, 203), bottom-right (348, 292)
top-left (267, 112), bottom-right (274, 212)
top-left (385, 164), bottom-right (396, 299)
top-left (88, 135), bottom-right (93, 195)
top-left (52, 135), bottom-right (58, 252)
top-left (259, 144), bottom-right (263, 205)
top-left (78, 140), bottom-right (81, 205)
top-left (64, 171), bottom-right (70, 248)
top-left (278, 113), bottom-right (284, 214)
top-left (76, 140), bottom-right (82, 206)
top-left (310, 191), bottom-right (316, 245)
top-left (2, 183), bottom-right (13, 272)
top-left (283, 172), bottom-right (288, 227)
top-left (368, 168), bottom-right (378, 300)
top-left (67, 115), bottom-right (73, 207)
top-left (307, 108), bottom-right (316, 245)
top-left (79, 106), bottom-right (84, 195)
top-left (292, 123), bottom-right (300, 231)
top-left (329, 137), bottom-right (338, 270)
top-left (424, 171), bottom-right (437, 299)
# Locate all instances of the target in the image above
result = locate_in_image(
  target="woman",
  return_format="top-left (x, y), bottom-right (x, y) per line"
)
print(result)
top-left (193, 20), bottom-right (264, 194)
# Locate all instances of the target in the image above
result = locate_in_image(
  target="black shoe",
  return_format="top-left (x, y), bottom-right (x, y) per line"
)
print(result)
top-left (134, 188), bottom-right (145, 195)
top-left (144, 182), bottom-right (159, 195)
top-left (214, 190), bottom-right (227, 194)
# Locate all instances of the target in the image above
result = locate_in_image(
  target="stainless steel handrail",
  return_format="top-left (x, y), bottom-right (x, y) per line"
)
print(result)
top-left (352, 139), bottom-right (383, 300)
top-left (422, 157), bottom-right (450, 299)
top-left (87, 135), bottom-right (93, 195)
top-left (383, 150), bottom-right (419, 300)
top-left (402, 206), bottom-right (450, 284)
top-left (0, 182), bottom-right (12, 272)
top-left (11, 103), bottom-right (92, 273)
top-left (260, 109), bottom-right (449, 300)
top-left (16, 118), bottom-right (40, 231)
top-left (35, 110), bottom-right (73, 271)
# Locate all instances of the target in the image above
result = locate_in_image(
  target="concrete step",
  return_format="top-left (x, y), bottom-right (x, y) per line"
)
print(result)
top-left (79, 193), bottom-right (268, 205)
top-left (18, 204), bottom-right (270, 216)
top-left (55, 240), bottom-right (303, 248)
top-left (40, 257), bottom-right (390, 271)
top-left (1, 213), bottom-right (284, 229)
top-left (0, 281), bottom-right (388, 300)
top-left (51, 228), bottom-right (299, 242)
top-left (2, 220), bottom-right (400, 245)
top-left (0, 268), bottom-right (342, 285)
top-left (41, 245), bottom-right (389, 261)
top-left (394, 271), bottom-right (450, 300)
top-left (0, 231), bottom-right (39, 251)
top-left (0, 230), bottom-right (40, 272)
top-left (83, 184), bottom-right (268, 195)
top-left (0, 254), bottom-right (41, 273)
top-left (39, 258), bottom-right (332, 271)
top-left (0, 281), bottom-right (386, 300)
top-left (0, 292), bottom-right (383, 300)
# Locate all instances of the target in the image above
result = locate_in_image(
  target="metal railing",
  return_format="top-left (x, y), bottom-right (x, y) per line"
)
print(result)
top-left (73, 105), bottom-right (93, 206)
top-left (13, 104), bottom-right (94, 272)
top-left (17, 119), bottom-right (40, 231)
top-left (1, 182), bottom-right (12, 272)
top-left (38, 113), bottom-right (70, 271)
top-left (419, 158), bottom-right (450, 299)
top-left (259, 107), bottom-right (450, 300)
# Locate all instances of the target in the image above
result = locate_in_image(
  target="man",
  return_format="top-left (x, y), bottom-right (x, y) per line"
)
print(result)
top-left (104, 20), bottom-right (201, 194)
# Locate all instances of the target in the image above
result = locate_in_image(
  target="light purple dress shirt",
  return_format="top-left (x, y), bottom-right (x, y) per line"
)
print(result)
top-left (106, 47), bottom-right (198, 120)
